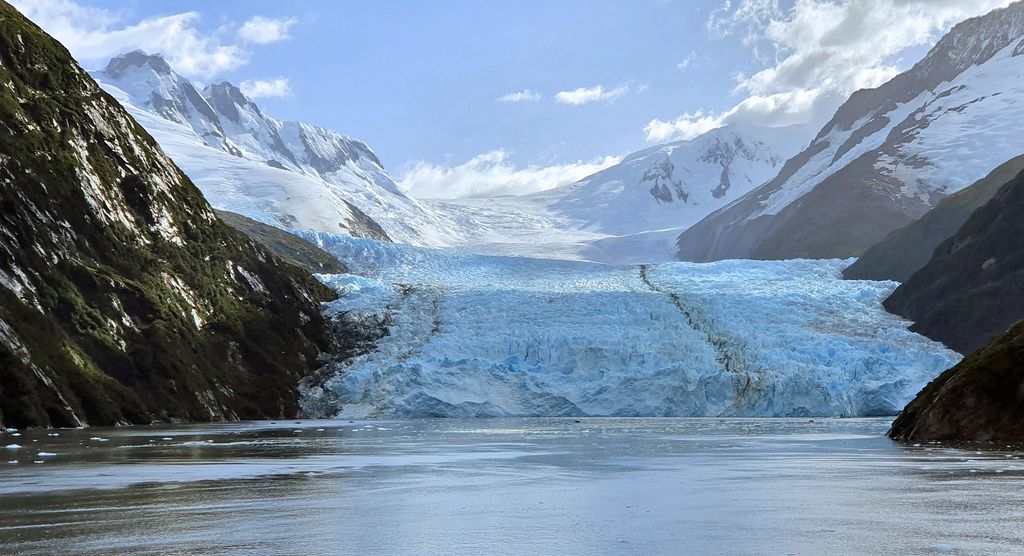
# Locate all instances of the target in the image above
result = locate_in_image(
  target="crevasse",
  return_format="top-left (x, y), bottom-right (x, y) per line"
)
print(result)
top-left (299, 234), bottom-right (960, 418)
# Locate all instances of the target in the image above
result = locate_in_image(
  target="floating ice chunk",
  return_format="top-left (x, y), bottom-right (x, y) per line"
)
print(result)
top-left (47, 433), bottom-right (59, 437)
top-left (5, 444), bottom-right (21, 449)
top-left (37, 452), bottom-right (56, 457)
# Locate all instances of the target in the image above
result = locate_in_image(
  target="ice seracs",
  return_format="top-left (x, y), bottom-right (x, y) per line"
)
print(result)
top-left (299, 234), bottom-right (959, 418)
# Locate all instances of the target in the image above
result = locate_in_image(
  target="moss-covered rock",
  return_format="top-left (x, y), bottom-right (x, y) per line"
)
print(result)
top-left (889, 320), bottom-right (1024, 442)
top-left (0, 2), bottom-right (337, 428)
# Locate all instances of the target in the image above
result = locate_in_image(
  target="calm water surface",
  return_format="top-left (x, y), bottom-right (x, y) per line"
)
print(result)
top-left (1, 418), bottom-right (1023, 555)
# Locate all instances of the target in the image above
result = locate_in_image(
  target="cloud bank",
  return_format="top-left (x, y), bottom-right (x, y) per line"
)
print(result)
top-left (10, 0), bottom-right (296, 80)
top-left (400, 150), bottom-right (622, 199)
top-left (238, 16), bottom-right (296, 44)
top-left (498, 89), bottom-right (542, 103)
top-left (240, 78), bottom-right (293, 98)
top-left (554, 84), bottom-right (631, 105)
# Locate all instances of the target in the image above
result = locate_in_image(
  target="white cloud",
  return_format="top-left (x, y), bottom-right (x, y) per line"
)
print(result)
top-left (238, 16), bottom-right (296, 44)
top-left (648, 0), bottom-right (1014, 142)
top-left (498, 89), bottom-right (542, 103)
top-left (399, 150), bottom-right (622, 199)
top-left (9, 0), bottom-right (299, 79)
top-left (677, 51), bottom-right (699, 71)
top-left (644, 111), bottom-right (724, 142)
top-left (554, 84), bottom-right (631, 105)
top-left (240, 78), bottom-right (293, 98)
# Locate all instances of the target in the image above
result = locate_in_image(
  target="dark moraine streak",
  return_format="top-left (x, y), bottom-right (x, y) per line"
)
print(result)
top-left (889, 321), bottom-right (1024, 442)
top-left (0, 1), bottom-right (340, 428)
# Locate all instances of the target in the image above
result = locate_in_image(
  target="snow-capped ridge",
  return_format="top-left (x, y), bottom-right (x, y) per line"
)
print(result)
top-left (95, 51), bottom-right (450, 245)
top-left (677, 1), bottom-right (1024, 262)
top-left (527, 123), bottom-right (810, 237)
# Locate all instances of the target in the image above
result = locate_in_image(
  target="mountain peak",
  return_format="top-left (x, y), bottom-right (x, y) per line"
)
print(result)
top-left (204, 80), bottom-right (260, 122)
top-left (103, 49), bottom-right (172, 78)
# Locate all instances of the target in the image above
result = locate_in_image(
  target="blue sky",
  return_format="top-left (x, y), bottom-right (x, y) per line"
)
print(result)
top-left (15, 0), bottom-right (1014, 197)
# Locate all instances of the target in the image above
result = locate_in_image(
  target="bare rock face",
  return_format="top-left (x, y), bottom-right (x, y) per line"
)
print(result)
top-left (889, 321), bottom-right (1024, 442)
top-left (215, 210), bottom-right (349, 275)
top-left (883, 168), bottom-right (1024, 355)
top-left (0, 3), bottom-right (338, 428)
top-left (677, 2), bottom-right (1024, 263)
top-left (844, 155), bottom-right (1024, 282)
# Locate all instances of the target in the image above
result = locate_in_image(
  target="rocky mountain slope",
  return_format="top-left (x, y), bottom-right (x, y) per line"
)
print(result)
top-left (532, 124), bottom-right (809, 237)
top-left (888, 320), bottom-right (1024, 442)
top-left (94, 51), bottom-right (446, 245)
top-left (677, 1), bottom-right (1024, 262)
top-left (0, 3), bottom-right (337, 429)
top-left (844, 154), bottom-right (1024, 282)
top-left (884, 168), bottom-right (1024, 355)
top-left (216, 211), bottom-right (348, 274)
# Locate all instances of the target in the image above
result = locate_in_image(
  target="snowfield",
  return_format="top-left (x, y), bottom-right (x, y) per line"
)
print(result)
top-left (299, 234), bottom-right (959, 418)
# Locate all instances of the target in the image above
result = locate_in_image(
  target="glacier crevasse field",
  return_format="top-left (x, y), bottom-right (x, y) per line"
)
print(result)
top-left (298, 234), bottom-right (960, 418)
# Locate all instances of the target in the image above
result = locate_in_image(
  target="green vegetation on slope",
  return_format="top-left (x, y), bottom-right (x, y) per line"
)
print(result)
top-left (0, 1), bottom-right (337, 428)
top-left (889, 321), bottom-right (1024, 442)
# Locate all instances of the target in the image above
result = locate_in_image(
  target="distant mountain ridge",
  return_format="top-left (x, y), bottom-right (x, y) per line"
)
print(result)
top-left (531, 124), bottom-right (809, 237)
top-left (677, 1), bottom-right (1024, 262)
top-left (94, 51), bottom-right (449, 245)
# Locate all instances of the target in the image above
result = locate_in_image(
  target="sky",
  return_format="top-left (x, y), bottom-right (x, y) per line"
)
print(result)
top-left (11, 0), bottom-right (1016, 198)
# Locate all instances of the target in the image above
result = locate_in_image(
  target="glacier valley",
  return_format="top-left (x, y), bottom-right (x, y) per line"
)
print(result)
top-left (298, 234), bottom-right (959, 418)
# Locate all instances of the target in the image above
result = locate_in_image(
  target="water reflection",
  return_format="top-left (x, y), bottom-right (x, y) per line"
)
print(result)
top-left (1, 418), bottom-right (1023, 555)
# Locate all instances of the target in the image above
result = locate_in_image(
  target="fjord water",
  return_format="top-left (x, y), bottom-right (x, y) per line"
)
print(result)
top-left (2, 419), bottom-right (1023, 555)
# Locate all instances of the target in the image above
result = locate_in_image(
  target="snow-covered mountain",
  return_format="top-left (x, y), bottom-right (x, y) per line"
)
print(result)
top-left (677, 1), bottom-right (1024, 262)
top-left (533, 124), bottom-right (809, 236)
top-left (94, 51), bottom-right (449, 245)
top-left (428, 124), bottom-right (810, 264)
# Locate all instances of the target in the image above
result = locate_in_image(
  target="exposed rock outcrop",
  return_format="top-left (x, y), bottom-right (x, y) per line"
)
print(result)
top-left (0, 2), bottom-right (337, 428)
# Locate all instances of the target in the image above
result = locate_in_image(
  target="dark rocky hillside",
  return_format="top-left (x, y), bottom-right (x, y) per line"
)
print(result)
top-left (845, 155), bottom-right (1024, 282)
top-left (0, 2), bottom-right (338, 428)
top-left (884, 169), bottom-right (1024, 355)
top-left (889, 321), bottom-right (1024, 442)
top-left (215, 210), bottom-right (348, 274)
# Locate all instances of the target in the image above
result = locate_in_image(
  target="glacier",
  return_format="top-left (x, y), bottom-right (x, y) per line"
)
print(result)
top-left (299, 234), bottom-right (959, 418)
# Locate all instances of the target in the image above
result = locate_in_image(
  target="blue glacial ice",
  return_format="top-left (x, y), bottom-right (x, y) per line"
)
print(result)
top-left (299, 234), bottom-right (960, 418)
